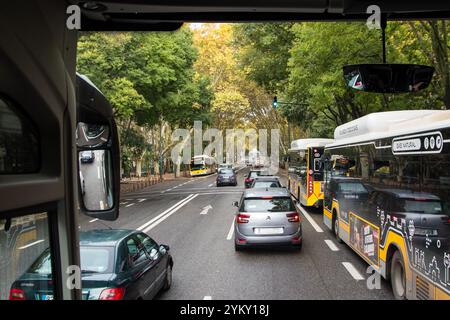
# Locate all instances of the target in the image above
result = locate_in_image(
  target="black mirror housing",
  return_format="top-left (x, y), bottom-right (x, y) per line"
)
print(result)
top-left (76, 73), bottom-right (120, 221)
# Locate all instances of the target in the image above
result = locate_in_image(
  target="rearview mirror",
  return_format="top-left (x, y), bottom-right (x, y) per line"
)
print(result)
top-left (76, 73), bottom-right (120, 221)
top-left (343, 64), bottom-right (434, 93)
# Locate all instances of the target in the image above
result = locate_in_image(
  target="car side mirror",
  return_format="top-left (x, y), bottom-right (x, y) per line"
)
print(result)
top-left (76, 74), bottom-right (120, 221)
top-left (158, 245), bottom-right (167, 255)
top-left (233, 201), bottom-right (239, 207)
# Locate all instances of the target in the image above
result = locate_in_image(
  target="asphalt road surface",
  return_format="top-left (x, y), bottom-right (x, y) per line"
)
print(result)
top-left (79, 167), bottom-right (394, 300)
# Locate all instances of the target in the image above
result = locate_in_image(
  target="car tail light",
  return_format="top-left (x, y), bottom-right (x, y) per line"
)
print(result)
top-left (99, 288), bottom-right (125, 300)
top-left (9, 288), bottom-right (25, 300)
top-left (245, 178), bottom-right (253, 183)
top-left (286, 212), bottom-right (300, 223)
top-left (237, 213), bottom-right (250, 223)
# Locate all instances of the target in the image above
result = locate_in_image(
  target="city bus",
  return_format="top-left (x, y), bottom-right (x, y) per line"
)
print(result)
top-left (287, 138), bottom-right (334, 207)
top-left (190, 155), bottom-right (216, 177)
top-left (323, 110), bottom-right (450, 300)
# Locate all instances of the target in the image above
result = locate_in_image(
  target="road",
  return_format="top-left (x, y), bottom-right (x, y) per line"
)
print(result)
top-left (79, 167), bottom-right (394, 300)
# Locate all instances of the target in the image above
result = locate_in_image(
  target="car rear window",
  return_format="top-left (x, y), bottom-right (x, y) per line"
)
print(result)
top-left (219, 169), bottom-right (233, 174)
top-left (249, 171), bottom-right (260, 178)
top-left (337, 182), bottom-right (367, 193)
top-left (253, 181), bottom-right (281, 188)
top-left (242, 197), bottom-right (295, 212)
top-left (80, 247), bottom-right (114, 274)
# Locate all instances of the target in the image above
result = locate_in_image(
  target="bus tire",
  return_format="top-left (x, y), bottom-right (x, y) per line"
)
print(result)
top-left (333, 211), bottom-right (343, 243)
top-left (390, 250), bottom-right (407, 300)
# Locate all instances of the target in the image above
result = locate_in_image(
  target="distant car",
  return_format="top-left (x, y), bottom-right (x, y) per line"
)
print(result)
top-left (244, 169), bottom-right (270, 188)
top-left (250, 177), bottom-right (282, 189)
top-left (218, 163), bottom-right (234, 172)
top-left (233, 188), bottom-right (302, 250)
top-left (217, 168), bottom-right (237, 186)
top-left (80, 150), bottom-right (95, 163)
top-left (9, 229), bottom-right (173, 300)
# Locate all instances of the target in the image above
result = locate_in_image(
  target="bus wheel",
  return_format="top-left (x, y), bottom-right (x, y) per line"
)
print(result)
top-left (391, 251), bottom-right (407, 300)
top-left (333, 213), bottom-right (343, 243)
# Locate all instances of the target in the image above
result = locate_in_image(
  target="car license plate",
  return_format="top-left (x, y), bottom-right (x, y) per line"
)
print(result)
top-left (254, 227), bottom-right (283, 235)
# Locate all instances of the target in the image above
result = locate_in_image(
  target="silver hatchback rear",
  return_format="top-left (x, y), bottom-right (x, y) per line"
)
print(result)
top-left (234, 188), bottom-right (302, 250)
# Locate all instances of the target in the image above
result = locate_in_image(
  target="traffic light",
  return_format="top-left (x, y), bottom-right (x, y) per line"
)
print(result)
top-left (272, 96), bottom-right (278, 109)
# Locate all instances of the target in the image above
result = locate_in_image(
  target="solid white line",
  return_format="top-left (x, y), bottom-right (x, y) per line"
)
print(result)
top-left (120, 202), bottom-right (128, 205)
top-left (226, 218), bottom-right (235, 240)
top-left (18, 239), bottom-right (44, 250)
top-left (324, 239), bottom-right (339, 251)
top-left (142, 194), bottom-right (199, 233)
top-left (137, 194), bottom-right (195, 231)
top-left (342, 262), bottom-right (365, 281)
top-left (208, 183), bottom-right (214, 187)
top-left (97, 166), bottom-right (101, 179)
top-left (89, 218), bottom-right (99, 223)
top-left (138, 199), bottom-right (146, 203)
top-left (203, 296), bottom-right (212, 300)
top-left (296, 204), bottom-right (324, 233)
top-left (126, 203), bottom-right (134, 208)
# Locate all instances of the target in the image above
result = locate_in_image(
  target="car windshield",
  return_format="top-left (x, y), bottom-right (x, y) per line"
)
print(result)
top-left (242, 197), bottom-right (295, 212)
top-left (253, 181), bottom-right (281, 188)
top-left (80, 247), bottom-right (114, 273)
top-left (399, 199), bottom-right (444, 215)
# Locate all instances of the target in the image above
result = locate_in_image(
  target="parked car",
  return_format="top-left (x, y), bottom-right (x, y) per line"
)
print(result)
top-left (250, 176), bottom-right (282, 189)
top-left (233, 188), bottom-right (302, 250)
top-left (80, 150), bottom-right (95, 163)
top-left (217, 168), bottom-right (237, 186)
top-left (244, 169), bottom-right (270, 188)
top-left (9, 229), bottom-right (173, 300)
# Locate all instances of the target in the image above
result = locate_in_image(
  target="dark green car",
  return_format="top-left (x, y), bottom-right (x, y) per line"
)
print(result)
top-left (9, 229), bottom-right (173, 300)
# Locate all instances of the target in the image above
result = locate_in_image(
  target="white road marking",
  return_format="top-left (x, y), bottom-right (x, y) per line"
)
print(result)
top-left (200, 205), bottom-right (213, 215)
top-left (324, 239), bottom-right (339, 251)
top-left (342, 262), bottom-right (365, 281)
top-left (137, 195), bottom-right (196, 231)
top-left (18, 239), bottom-right (45, 250)
top-left (203, 296), bottom-right (212, 300)
top-left (208, 183), bottom-right (214, 187)
top-left (296, 204), bottom-right (324, 233)
top-left (226, 218), bottom-right (235, 240)
top-left (142, 194), bottom-right (199, 233)
top-left (97, 166), bottom-right (101, 179)
top-left (126, 203), bottom-right (135, 208)
top-left (138, 199), bottom-right (146, 203)
top-left (120, 202), bottom-right (128, 205)
top-left (173, 186), bottom-right (178, 189)
top-left (89, 218), bottom-right (99, 223)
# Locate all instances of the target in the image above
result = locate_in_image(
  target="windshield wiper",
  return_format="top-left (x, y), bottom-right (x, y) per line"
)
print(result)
top-left (81, 270), bottom-right (100, 274)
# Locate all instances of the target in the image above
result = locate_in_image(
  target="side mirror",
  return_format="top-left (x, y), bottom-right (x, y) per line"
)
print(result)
top-left (343, 64), bottom-right (434, 93)
top-left (232, 201), bottom-right (239, 207)
top-left (158, 244), bottom-right (167, 255)
top-left (76, 74), bottom-right (120, 221)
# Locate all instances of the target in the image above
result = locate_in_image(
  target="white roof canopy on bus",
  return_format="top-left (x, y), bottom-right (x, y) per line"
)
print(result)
top-left (289, 138), bottom-right (334, 151)
top-left (328, 110), bottom-right (450, 148)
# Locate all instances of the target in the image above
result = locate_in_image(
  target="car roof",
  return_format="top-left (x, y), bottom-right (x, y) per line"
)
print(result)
top-left (79, 229), bottom-right (138, 246)
top-left (244, 187), bottom-right (290, 198)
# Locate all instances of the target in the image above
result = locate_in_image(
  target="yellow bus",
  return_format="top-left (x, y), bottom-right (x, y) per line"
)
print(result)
top-left (287, 138), bottom-right (334, 207)
top-left (323, 111), bottom-right (450, 300)
top-left (190, 155), bottom-right (216, 177)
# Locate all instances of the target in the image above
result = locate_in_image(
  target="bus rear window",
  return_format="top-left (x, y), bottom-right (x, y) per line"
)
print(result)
top-left (337, 182), bottom-right (367, 193)
top-left (400, 199), bottom-right (443, 215)
top-left (242, 198), bottom-right (296, 212)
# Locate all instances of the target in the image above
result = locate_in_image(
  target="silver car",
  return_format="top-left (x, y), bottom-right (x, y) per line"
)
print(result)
top-left (233, 188), bottom-right (302, 251)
